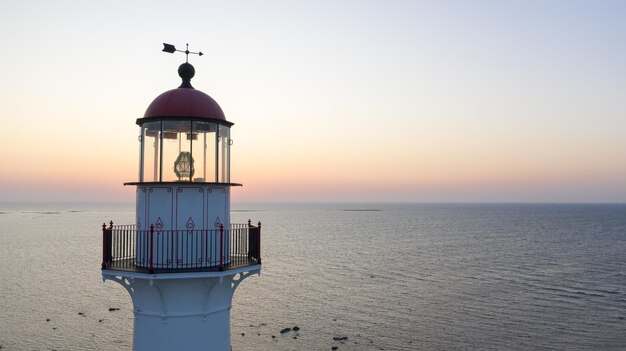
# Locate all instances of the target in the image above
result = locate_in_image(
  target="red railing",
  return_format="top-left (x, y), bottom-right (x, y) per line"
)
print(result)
top-left (101, 221), bottom-right (261, 273)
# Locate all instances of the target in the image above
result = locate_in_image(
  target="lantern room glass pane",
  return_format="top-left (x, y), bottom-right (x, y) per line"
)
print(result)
top-left (218, 125), bottom-right (230, 183)
top-left (141, 121), bottom-right (161, 182)
top-left (138, 120), bottom-right (232, 183)
top-left (208, 125), bottom-right (217, 182)
top-left (192, 121), bottom-right (217, 182)
top-left (162, 120), bottom-right (193, 182)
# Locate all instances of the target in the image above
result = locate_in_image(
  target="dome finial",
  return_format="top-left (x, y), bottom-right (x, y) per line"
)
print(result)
top-left (178, 63), bottom-right (195, 88)
top-left (162, 42), bottom-right (204, 89)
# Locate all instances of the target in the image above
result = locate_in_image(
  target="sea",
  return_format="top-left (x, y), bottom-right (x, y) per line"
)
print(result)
top-left (0, 202), bottom-right (624, 351)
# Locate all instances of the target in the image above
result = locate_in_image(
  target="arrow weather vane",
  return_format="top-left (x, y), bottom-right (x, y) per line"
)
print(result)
top-left (162, 43), bottom-right (203, 63)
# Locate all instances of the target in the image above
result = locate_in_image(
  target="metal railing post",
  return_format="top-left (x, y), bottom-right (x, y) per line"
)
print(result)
top-left (257, 221), bottom-right (262, 264)
top-left (101, 223), bottom-right (107, 269)
top-left (149, 224), bottom-right (155, 273)
top-left (219, 224), bottom-right (224, 271)
top-left (109, 221), bottom-right (114, 266)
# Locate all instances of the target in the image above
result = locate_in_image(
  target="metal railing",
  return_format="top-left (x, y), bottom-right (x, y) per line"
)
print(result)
top-left (101, 221), bottom-right (261, 273)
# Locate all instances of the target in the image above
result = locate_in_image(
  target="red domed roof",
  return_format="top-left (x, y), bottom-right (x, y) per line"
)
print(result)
top-left (143, 88), bottom-right (226, 121)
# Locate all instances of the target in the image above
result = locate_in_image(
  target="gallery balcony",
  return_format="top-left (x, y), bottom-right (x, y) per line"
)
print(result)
top-left (100, 221), bottom-right (261, 274)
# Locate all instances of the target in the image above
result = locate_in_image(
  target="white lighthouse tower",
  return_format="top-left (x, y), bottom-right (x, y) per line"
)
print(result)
top-left (101, 44), bottom-right (262, 351)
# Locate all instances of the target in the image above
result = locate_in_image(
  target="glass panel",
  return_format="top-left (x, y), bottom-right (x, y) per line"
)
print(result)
top-left (218, 125), bottom-right (230, 183)
top-left (141, 121), bottom-right (161, 182)
top-left (162, 120), bottom-right (193, 181)
top-left (191, 121), bottom-right (217, 182)
top-left (139, 120), bottom-right (227, 183)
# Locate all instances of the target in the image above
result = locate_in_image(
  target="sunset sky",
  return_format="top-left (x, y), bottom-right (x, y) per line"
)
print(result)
top-left (0, 1), bottom-right (625, 202)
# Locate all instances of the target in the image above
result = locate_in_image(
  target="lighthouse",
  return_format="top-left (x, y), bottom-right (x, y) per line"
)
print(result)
top-left (101, 44), bottom-right (262, 351)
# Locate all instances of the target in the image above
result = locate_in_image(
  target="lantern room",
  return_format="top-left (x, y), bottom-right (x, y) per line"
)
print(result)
top-left (134, 62), bottom-right (233, 184)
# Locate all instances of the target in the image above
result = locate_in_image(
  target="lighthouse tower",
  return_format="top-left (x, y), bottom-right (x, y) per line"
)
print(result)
top-left (101, 45), bottom-right (262, 351)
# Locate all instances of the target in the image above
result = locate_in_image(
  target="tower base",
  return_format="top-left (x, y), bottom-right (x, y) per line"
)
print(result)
top-left (103, 266), bottom-right (261, 351)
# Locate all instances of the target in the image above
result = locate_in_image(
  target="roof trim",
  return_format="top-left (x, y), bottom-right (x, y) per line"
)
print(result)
top-left (124, 181), bottom-right (243, 186)
top-left (136, 116), bottom-right (234, 127)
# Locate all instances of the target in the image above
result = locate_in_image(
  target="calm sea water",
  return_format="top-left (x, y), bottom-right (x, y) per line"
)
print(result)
top-left (0, 202), bottom-right (624, 351)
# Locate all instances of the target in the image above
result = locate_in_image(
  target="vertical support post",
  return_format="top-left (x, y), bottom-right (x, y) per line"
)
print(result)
top-left (215, 125), bottom-right (219, 182)
top-left (257, 221), bottom-right (262, 264)
top-left (159, 120), bottom-right (163, 182)
top-left (203, 132), bottom-right (206, 180)
top-left (139, 126), bottom-right (145, 182)
top-left (219, 224), bottom-right (224, 271)
top-left (101, 223), bottom-right (107, 269)
top-left (149, 224), bottom-right (155, 274)
top-left (189, 120), bottom-right (193, 182)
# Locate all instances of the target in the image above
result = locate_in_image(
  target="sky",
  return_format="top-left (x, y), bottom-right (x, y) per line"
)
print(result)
top-left (0, 0), bottom-right (625, 202)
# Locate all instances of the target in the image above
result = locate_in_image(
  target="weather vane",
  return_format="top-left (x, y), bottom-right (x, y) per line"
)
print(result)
top-left (162, 43), bottom-right (203, 63)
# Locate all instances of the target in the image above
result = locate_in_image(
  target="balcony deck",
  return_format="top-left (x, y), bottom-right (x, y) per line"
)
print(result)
top-left (101, 222), bottom-right (261, 274)
top-left (105, 255), bottom-right (260, 274)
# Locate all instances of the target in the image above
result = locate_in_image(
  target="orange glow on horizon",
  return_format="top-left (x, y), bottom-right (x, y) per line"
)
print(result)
top-left (1, 1), bottom-right (625, 202)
